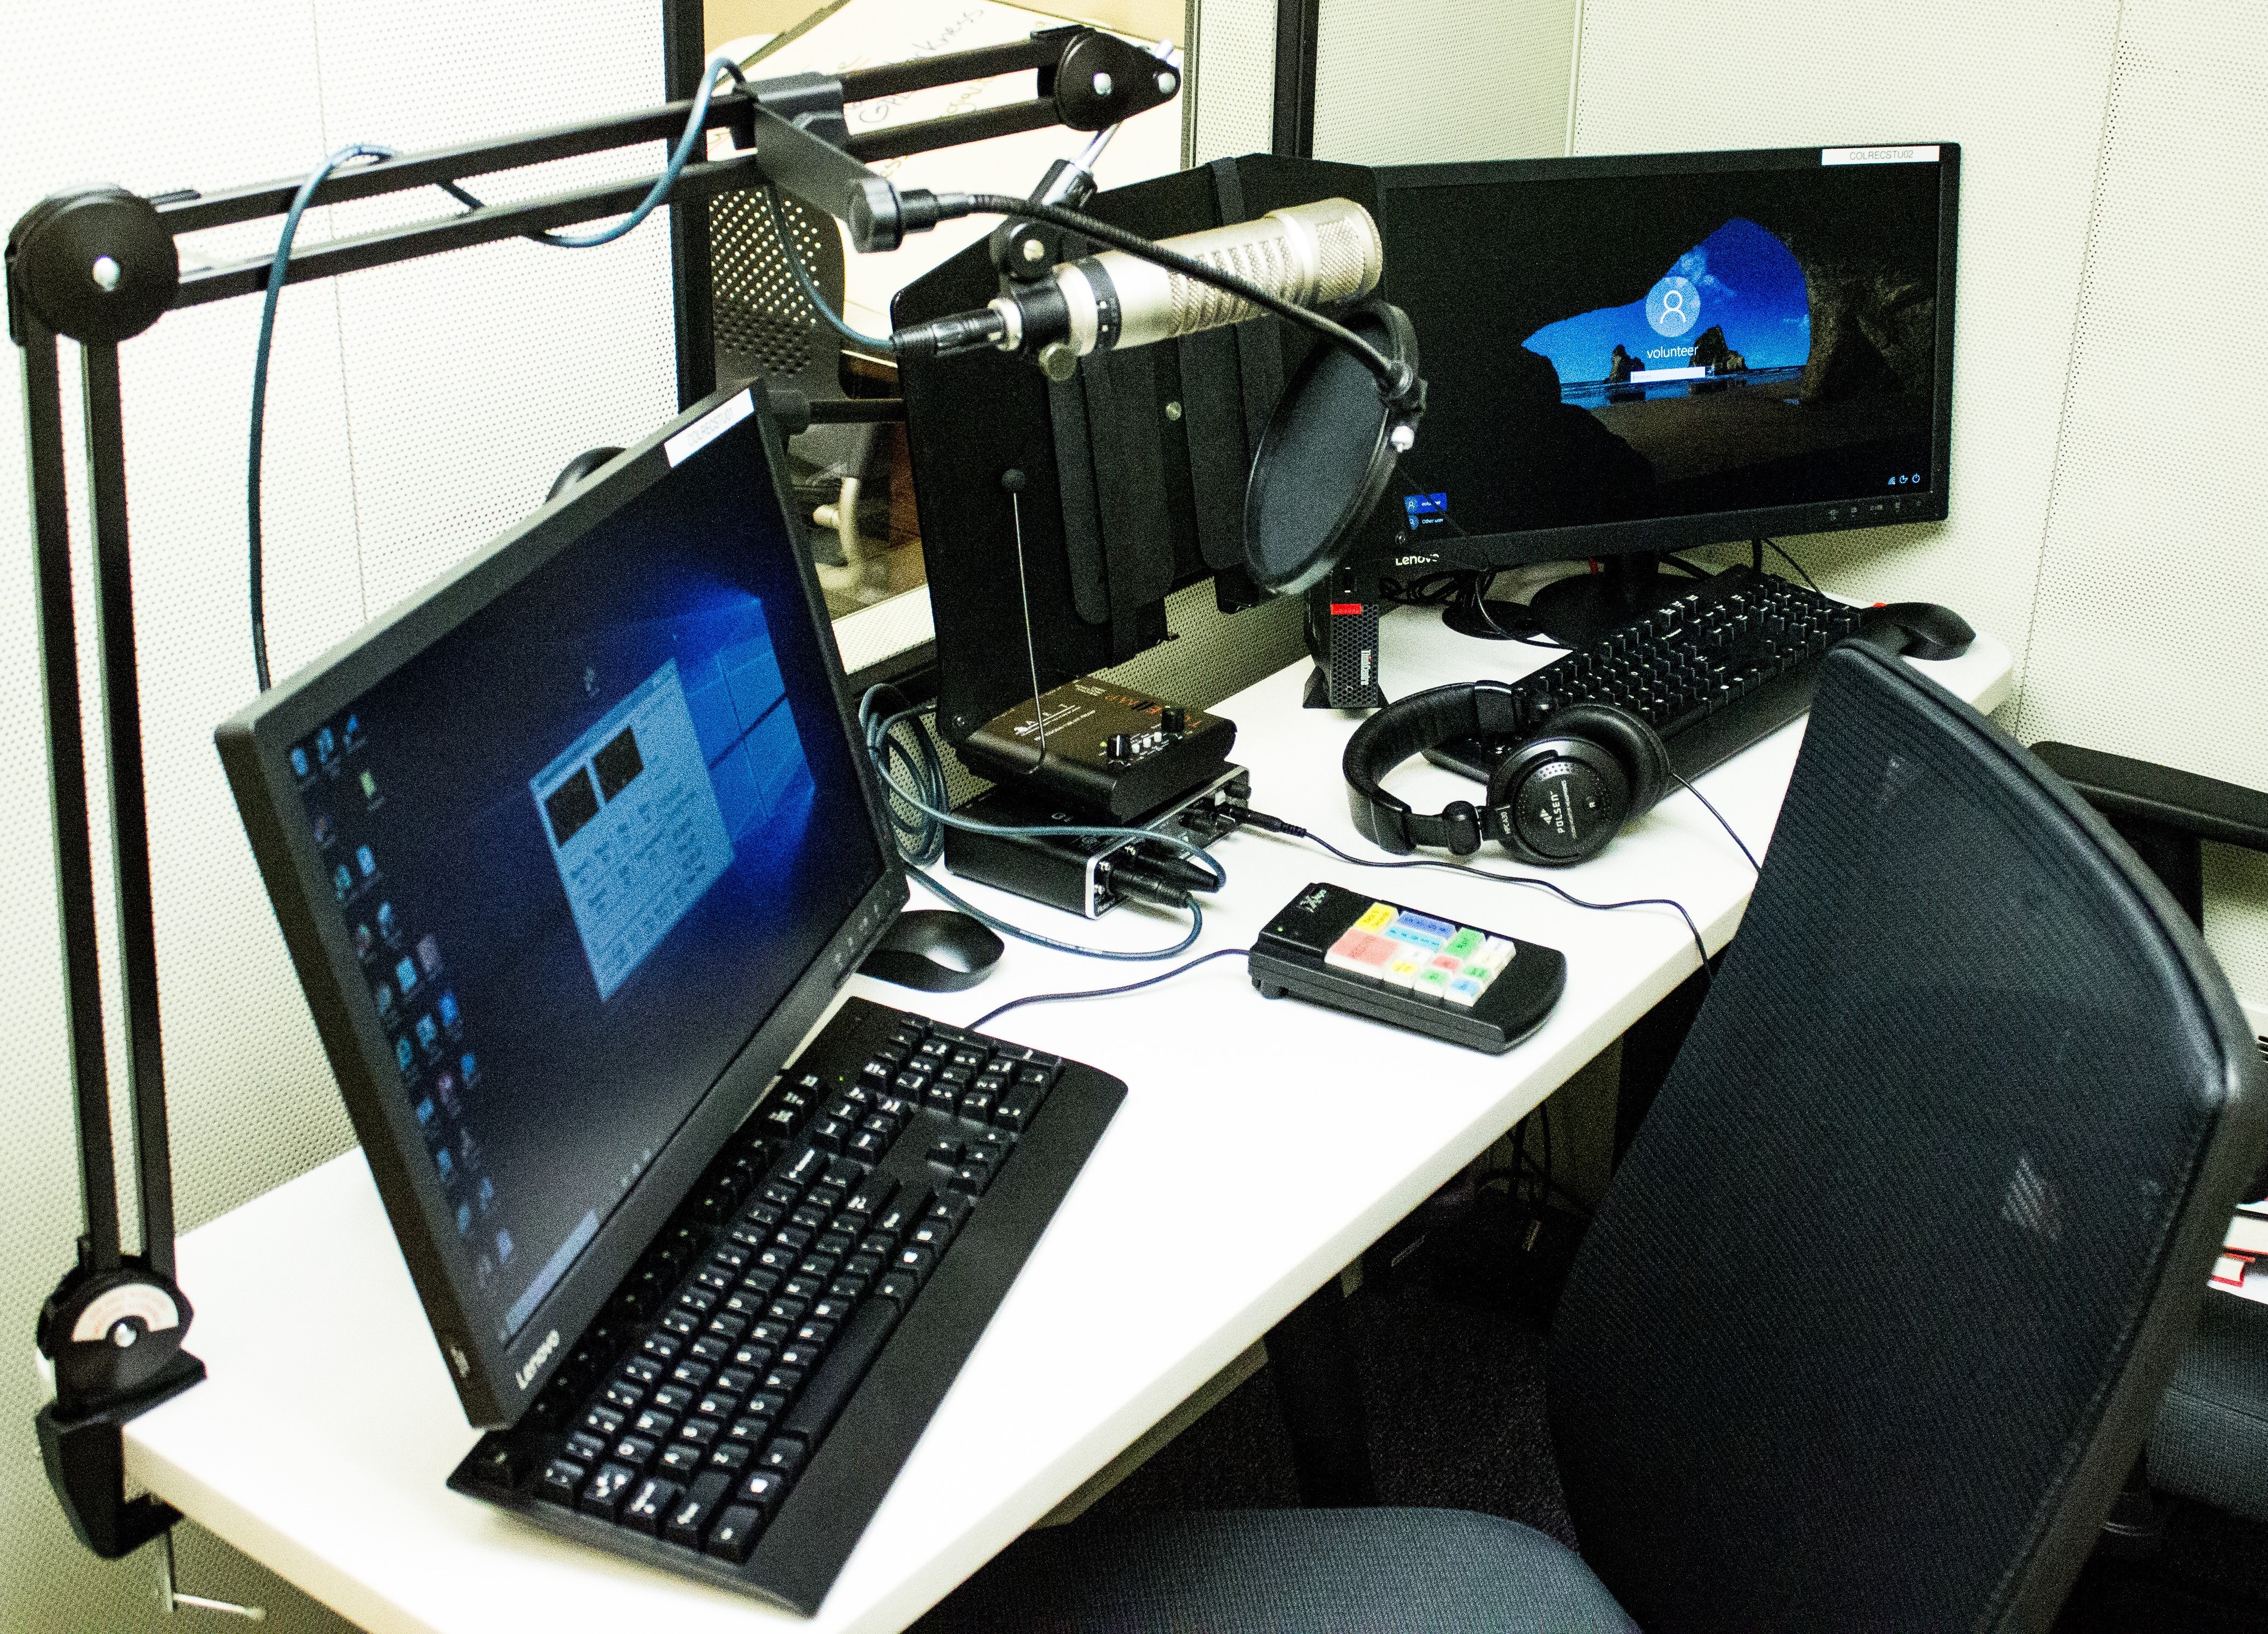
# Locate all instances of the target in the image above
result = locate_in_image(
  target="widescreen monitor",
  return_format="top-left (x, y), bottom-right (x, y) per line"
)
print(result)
top-left (218, 385), bottom-right (906, 1426)
top-left (1370, 144), bottom-right (1957, 639)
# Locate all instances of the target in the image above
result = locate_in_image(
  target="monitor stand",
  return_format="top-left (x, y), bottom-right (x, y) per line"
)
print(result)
top-left (1524, 553), bottom-right (1697, 648)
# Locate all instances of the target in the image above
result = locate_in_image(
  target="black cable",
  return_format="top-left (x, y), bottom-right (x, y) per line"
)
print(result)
top-left (1233, 809), bottom-right (1715, 983)
top-left (1762, 536), bottom-right (1822, 597)
top-left (857, 683), bottom-right (1215, 963)
top-left (959, 194), bottom-right (1411, 399)
top-left (970, 946), bottom-right (1251, 1034)
top-left (1662, 767), bottom-right (1760, 873)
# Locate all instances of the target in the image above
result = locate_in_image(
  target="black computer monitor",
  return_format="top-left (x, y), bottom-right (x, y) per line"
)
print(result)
top-left (1370, 144), bottom-right (1959, 644)
top-left (217, 384), bottom-right (907, 1427)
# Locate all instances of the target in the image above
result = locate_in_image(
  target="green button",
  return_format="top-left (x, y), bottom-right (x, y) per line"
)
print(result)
top-left (1460, 961), bottom-right (1494, 984)
top-left (1415, 967), bottom-right (1454, 1000)
top-left (1442, 927), bottom-right (1485, 959)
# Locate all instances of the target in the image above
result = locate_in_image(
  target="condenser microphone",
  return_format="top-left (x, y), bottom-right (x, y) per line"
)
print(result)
top-left (894, 199), bottom-right (1384, 380)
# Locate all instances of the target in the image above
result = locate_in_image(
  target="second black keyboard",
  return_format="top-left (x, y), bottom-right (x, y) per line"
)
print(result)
top-left (446, 997), bottom-right (1124, 1615)
top-left (1426, 567), bottom-right (1873, 785)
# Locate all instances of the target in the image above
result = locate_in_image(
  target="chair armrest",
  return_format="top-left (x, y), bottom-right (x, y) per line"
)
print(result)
top-left (2033, 743), bottom-right (2268, 854)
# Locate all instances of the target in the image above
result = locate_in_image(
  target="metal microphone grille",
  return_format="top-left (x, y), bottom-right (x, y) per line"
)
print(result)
top-left (1156, 199), bottom-right (1382, 338)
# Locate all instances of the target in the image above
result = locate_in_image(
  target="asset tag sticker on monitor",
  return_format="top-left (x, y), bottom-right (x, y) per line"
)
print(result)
top-left (1820, 145), bottom-right (1940, 165)
top-left (663, 387), bottom-right (754, 466)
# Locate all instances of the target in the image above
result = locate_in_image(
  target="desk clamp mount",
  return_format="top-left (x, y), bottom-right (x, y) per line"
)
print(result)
top-left (8, 25), bottom-right (1173, 1570)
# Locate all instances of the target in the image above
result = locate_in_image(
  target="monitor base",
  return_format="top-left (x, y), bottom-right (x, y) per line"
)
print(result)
top-left (1526, 554), bottom-right (1700, 647)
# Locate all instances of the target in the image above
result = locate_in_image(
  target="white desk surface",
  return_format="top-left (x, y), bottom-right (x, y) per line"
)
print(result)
top-left (126, 610), bottom-right (2013, 1633)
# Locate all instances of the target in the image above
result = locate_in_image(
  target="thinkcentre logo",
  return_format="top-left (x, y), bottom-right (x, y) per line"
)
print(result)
top-left (516, 1328), bottom-right (560, 1390)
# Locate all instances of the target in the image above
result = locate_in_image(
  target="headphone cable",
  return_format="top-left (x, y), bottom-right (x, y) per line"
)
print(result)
top-left (1229, 807), bottom-right (1715, 983)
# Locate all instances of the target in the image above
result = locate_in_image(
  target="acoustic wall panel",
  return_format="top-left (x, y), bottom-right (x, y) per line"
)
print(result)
top-left (1314, 0), bottom-right (1578, 165)
top-left (1189, 0), bottom-right (1277, 162)
top-left (2008, 0), bottom-right (2268, 997)
top-left (1570, 0), bottom-right (2124, 697)
top-left (2, 4), bottom-right (676, 1627)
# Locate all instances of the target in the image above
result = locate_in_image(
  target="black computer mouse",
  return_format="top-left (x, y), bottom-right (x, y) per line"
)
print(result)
top-left (857, 909), bottom-right (1004, 992)
top-left (1862, 601), bottom-right (1976, 661)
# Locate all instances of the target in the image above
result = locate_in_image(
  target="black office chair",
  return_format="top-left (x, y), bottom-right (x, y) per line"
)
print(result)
top-left (2030, 741), bottom-right (2268, 1531)
top-left (917, 642), bottom-right (2267, 1633)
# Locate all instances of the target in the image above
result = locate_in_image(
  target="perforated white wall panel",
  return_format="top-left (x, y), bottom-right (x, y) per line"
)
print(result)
top-left (1188, 0), bottom-right (1276, 162)
top-left (2007, 0), bottom-right (2268, 998)
top-left (2, 3), bottom-right (674, 1627)
top-left (1314, 0), bottom-right (1577, 164)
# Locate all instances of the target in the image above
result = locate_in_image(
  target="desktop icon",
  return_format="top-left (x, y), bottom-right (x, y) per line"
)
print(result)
top-left (290, 746), bottom-right (310, 779)
top-left (343, 714), bottom-right (362, 747)
top-left (456, 1200), bottom-right (472, 1235)
top-left (332, 864), bottom-right (353, 901)
top-left (416, 933), bottom-right (443, 977)
top-left (372, 981), bottom-right (394, 1017)
top-left (396, 955), bottom-right (419, 996)
top-left (356, 844), bottom-right (377, 878)
top-left (496, 1228), bottom-right (515, 1265)
top-left (1646, 275), bottom-right (1700, 338)
top-left (435, 1146), bottom-right (454, 1181)
top-left (415, 1014), bottom-right (440, 1056)
top-left (352, 923), bottom-right (374, 960)
top-left (436, 990), bottom-right (460, 1030)
top-left (460, 1051), bottom-right (479, 1085)
top-left (360, 769), bottom-right (379, 804)
top-left (377, 901), bottom-right (399, 942)
top-left (316, 727), bottom-right (336, 762)
top-left (434, 1070), bottom-right (460, 1114)
top-left (311, 811), bottom-right (335, 847)
top-left (395, 1037), bottom-right (415, 1077)
top-left (477, 1176), bottom-right (495, 1210)
top-left (415, 1097), bottom-right (435, 1126)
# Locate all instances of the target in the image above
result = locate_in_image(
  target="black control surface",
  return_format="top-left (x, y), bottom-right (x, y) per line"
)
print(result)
top-left (1250, 882), bottom-right (1566, 1053)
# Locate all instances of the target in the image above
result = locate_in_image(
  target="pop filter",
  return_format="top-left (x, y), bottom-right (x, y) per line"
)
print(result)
top-left (1241, 298), bottom-right (1422, 596)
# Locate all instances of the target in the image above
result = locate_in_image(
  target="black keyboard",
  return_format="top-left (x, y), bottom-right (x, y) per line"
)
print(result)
top-left (1426, 567), bottom-right (1873, 785)
top-left (447, 997), bottom-right (1124, 1615)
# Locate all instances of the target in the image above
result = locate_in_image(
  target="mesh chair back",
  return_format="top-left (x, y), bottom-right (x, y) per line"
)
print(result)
top-left (1549, 642), bottom-right (2266, 1633)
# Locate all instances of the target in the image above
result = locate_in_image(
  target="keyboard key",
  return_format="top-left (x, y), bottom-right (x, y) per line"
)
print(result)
top-left (612, 1434), bottom-right (659, 1470)
top-left (665, 1471), bottom-right (734, 1549)
top-left (580, 1405), bottom-right (625, 1440)
top-left (706, 1441), bottom-right (752, 1475)
top-left (580, 1462), bottom-right (637, 1520)
top-left (651, 1385), bottom-right (694, 1415)
top-left (536, 1457), bottom-right (586, 1506)
top-left (757, 1438), bottom-right (807, 1478)
top-left (705, 1505), bottom-right (763, 1563)
top-left (623, 1476), bottom-right (681, 1535)
top-left (602, 1379), bottom-right (644, 1412)
top-left (658, 1442), bottom-right (705, 1477)
top-left (676, 1415), bottom-right (724, 1448)
top-left (737, 1467), bottom-right (789, 1518)
top-left (633, 1408), bottom-right (676, 1440)
top-left (780, 1297), bottom-right (902, 1449)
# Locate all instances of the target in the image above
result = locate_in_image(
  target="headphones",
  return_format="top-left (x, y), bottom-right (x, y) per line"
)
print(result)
top-left (1341, 681), bottom-right (1671, 866)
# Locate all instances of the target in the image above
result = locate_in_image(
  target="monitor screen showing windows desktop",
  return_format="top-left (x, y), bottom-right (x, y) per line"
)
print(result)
top-left (221, 388), bottom-right (901, 1419)
top-left (1370, 144), bottom-right (1956, 634)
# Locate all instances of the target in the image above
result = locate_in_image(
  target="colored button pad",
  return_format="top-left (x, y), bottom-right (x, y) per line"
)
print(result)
top-left (1325, 904), bottom-right (1514, 1007)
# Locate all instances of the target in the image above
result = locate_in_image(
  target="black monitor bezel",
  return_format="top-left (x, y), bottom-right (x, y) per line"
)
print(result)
top-left (215, 382), bottom-right (909, 1427)
top-left (1369, 142), bottom-right (1959, 570)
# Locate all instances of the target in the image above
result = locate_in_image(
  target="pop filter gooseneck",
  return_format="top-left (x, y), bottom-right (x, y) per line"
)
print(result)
top-left (1242, 298), bottom-right (1421, 596)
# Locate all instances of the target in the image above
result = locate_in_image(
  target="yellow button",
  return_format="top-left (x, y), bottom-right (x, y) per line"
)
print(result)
top-left (1355, 902), bottom-right (1396, 932)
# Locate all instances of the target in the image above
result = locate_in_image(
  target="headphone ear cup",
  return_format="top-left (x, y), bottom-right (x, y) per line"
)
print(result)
top-left (1485, 736), bottom-right (1631, 864)
top-left (1545, 701), bottom-right (1671, 816)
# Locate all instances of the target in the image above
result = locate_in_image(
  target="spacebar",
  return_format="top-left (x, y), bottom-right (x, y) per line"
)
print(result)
top-left (781, 1297), bottom-right (901, 1447)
